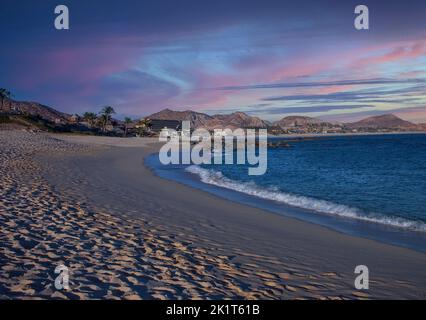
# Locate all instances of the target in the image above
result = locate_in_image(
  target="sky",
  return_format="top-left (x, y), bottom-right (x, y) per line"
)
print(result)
top-left (1, 0), bottom-right (426, 122)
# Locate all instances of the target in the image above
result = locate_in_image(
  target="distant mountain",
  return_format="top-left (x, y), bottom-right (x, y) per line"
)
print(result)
top-left (417, 123), bottom-right (426, 131)
top-left (212, 112), bottom-right (269, 129)
top-left (273, 116), bottom-right (324, 128)
top-left (148, 109), bottom-right (268, 129)
top-left (2, 98), bottom-right (425, 134)
top-left (346, 114), bottom-right (418, 130)
top-left (2, 98), bottom-right (71, 123)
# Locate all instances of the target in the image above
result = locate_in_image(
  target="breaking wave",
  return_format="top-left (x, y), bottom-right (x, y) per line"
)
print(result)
top-left (185, 165), bottom-right (426, 232)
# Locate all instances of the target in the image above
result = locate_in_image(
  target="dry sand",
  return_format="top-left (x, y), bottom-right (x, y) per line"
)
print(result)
top-left (1, 131), bottom-right (425, 299)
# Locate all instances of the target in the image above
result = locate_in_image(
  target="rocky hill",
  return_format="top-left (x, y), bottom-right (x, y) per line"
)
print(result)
top-left (148, 109), bottom-right (213, 128)
top-left (212, 112), bottom-right (269, 129)
top-left (2, 97), bottom-right (425, 134)
top-left (1, 98), bottom-right (71, 124)
top-left (273, 116), bottom-right (325, 128)
top-left (149, 109), bottom-right (268, 129)
top-left (346, 114), bottom-right (418, 130)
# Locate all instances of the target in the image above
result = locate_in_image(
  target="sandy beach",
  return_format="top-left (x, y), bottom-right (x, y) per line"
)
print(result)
top-left (1, 131), bottom-right (426, 300)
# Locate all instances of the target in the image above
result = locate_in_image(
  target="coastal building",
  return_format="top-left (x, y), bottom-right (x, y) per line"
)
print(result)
top-left (70, 114), bottom-right (80, 123)
top-left (104, 124), bottom-right (114, 132)
top-left (149, 119), bottom-right (181, 133)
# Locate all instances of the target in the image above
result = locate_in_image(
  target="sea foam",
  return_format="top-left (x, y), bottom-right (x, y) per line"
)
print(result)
top-left (186, 165), bottom-right (426, 232)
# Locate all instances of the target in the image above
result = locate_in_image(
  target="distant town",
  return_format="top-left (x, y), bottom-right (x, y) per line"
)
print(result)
top-left (1, 90), bottom-right (426, 137)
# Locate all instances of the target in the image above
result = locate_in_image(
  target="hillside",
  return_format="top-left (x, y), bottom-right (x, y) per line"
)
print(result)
top-left (1, 98), bottom-right (71, 124)
top-left (273, 116), bottom-right (324, 128)
top-left (346, 114), bottom-right (418, 130)
top-left (0, 114), bottom-right (60, 131)
top-left (212, 112), bottom-right (269, 129)
top-left (2, 97), bottom-right (425, 134)
top-left (148, 109), bottom-right (268, 129)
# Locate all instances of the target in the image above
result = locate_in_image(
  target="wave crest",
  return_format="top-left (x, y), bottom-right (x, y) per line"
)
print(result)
top-left (185, 165), bottom-right (426, 232)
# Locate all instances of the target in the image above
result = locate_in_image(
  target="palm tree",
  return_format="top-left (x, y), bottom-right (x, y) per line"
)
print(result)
top-left (99, 106), bottom-right (115, 132)
top-left (0, 88), bottom-right (12, 112)
top-left (82, 112), bottom-right (97, 128)
top-left (123, 117), bottom-right (132, 137)
top-left (97, 114), bottom-right (108, 131)
top-left (136, 118), bottom-right (152, 136)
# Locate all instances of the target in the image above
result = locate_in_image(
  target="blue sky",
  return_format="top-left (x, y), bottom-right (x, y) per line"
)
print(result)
top-left (1, 0), bottom-right (426, 122)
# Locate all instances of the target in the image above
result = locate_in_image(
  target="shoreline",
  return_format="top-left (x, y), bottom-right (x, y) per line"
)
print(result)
top-left (145, 153), bottom-right (426, 253)
top-left (51, 134), bottom-right (426, 298)
top-left (1, 131), bottom-right (426, 299)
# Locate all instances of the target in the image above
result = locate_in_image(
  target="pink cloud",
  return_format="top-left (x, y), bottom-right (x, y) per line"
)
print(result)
top-left (12, 38), bottom-right (142, 94)
top-left (354, 41), bottom-right (426, 69)
top-left (318, 85), bottom-right (354, 95)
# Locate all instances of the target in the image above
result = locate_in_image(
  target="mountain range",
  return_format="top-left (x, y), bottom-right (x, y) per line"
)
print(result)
top-left (345, 114), bottom-right (421, 130)
top-left (148, 109), bottom-right (426, 132)
top-left (148, 109), bottom-right (269, 129)
top-left (1, 97), bottom-right (426, 132)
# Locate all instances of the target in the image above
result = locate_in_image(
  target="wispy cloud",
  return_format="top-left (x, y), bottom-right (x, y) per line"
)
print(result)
top-left (217, 78), bottom-right (426, 91)
top-left (244, 105), bottom-right (375, 115)
top-left (259, 83), bottom-right (426, 103)
top-left (1, 1), bottom-right (426, 119)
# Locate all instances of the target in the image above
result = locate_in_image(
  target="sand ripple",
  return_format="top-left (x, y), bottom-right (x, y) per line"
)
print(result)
top-left (1, 131), bottom-right (416, 299)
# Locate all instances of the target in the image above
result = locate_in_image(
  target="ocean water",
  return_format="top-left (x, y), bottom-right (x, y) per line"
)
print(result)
top-left (146, 134), bottom-right (426, 252)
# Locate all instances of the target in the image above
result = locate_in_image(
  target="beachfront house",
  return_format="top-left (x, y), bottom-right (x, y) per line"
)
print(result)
top-left (149, 119), bottom-right (181, 134)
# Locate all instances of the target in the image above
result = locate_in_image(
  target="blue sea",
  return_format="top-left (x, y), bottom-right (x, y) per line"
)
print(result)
top-left (146, 133), bottom-right (426, 252)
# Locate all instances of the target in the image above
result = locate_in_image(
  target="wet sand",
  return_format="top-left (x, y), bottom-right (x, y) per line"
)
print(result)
top-left (1, 131), bottom-right (426, 299)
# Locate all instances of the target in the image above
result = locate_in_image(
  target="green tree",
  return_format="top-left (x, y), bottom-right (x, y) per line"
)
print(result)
top-left (123, 117), bottom-right (132, 137)
top-left (136, 118), bottom-right (152, 136)
top-left (99, 106), bottom-right (115, 132)
top-left (82, 112), bottom-right (97, 128)
top-left (0, 88), bottom-right (12, 112)
top-left (97, 114), bottom-right (108, 131)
